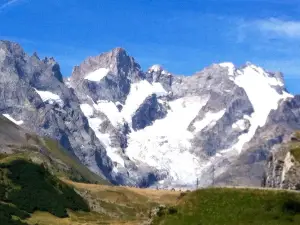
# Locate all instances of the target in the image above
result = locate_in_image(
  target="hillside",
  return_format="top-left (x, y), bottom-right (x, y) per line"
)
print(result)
top-left (26, 180), bottom-right (180, 225)
top-left (0, 157), bottom-right (89, 225)
top-left (152, 188), bottom-right (300, 225)
top-left (0, 115), bottom-right (108, 185)
top-left (2, 152), bottom-right (300, 225)
top-left (0, 150), bottom-right (180, 225)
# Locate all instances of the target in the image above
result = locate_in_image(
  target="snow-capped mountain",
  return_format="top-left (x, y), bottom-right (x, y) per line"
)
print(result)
top-left (0, 40), bottom-right (298, 188)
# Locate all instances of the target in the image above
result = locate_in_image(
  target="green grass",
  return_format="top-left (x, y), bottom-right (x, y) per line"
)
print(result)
top-left (0, 202), bottom-right (29, 225)
top-left (0, 159), bottom-right (89, 222)
top-left (152, 188), bottom-right (300, 225)
top-left (42, 138), bottom-right (109, 185)
top-left (290, 147), bottom-right (300, 162)
top-left (289, 131), bottom-right (300, 162)
top-left (54, 180), bottom-right (180, 224)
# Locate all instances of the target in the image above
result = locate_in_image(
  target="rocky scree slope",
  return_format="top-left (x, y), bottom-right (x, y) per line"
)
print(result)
top-left (0, 40), bottom-right (297, 189)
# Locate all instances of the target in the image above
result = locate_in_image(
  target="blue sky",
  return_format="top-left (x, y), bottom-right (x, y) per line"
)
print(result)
top-left (1, 0), bottom-right (300, 93)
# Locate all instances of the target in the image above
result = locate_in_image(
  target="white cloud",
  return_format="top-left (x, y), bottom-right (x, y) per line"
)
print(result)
top-left (256, 18), bottom-right (300, 38)
top-left (232, 17), bottom-right (300, 81)
top-left (238, 18), bottom-right (300, 39)
top-left (0, 0), bottom-right (24, 11)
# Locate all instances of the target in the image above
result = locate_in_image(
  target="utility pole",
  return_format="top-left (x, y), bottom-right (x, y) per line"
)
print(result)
top-left (196, 178), bottom-right (199, 189)
top-left (212, 164), bottom-right (215, 187)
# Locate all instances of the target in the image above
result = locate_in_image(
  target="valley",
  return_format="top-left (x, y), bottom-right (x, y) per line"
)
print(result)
top-left (1, 0), bottom-right (300, 223)
top-left (1, 40), bottom-right (300, 224)
top-left (2, 154), bottom-right (300, 225)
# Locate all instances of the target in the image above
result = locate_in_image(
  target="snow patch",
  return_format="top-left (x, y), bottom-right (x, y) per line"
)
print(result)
top-left (193, 109), bottom-right (226, 133)
top-left (122, 80), bottom-right (167, 123)
top-left (80, 104), bottom-right (125, 167)
top-left (232, 119), bottom-right (247, 130)
top-left (126, 96), bottom-right (209, 186)
top-left (247, 64), bottom-right (284, 87)
top-left (65, 78), bottom-right (72, 88)
top-left (83, 80), bottom-right (168, 130)
top-left (94, 100), bottom-right (123, 127)
top-left (161, 70), bottom-right (168, 75)
top-left (115, 101), bottom-right (122, 106)
top-left (149, 64), bottom-right (163, 73)
top-left (80, 104), bottom-right (94, 117)
top-left (3, 114), bottom-right (24, 126)
top-left (35, 89), bottom-right (63, 106)
top-left (224, 65), bottom-right (293, 154)
top-left (219, 62), bottom-right (235, 76)
top-left (282, 152), bottom-right (294, 182)
top-left (84, 68), bottom-right (110, 82)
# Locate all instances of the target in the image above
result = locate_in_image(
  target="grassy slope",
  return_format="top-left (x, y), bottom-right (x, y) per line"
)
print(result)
top-left (0, 115), bottom-right (108, 184)
top-left (42, 137), bottom-right (109, 184)
top-left (152, 188), bottom-right (300, 225)
top-left (0, 158), bottom-right (89, 225)
top-left (26, 180), bottom-right (180, 225)
top-left (4, 117), bottom-right (300, 224)
top-left (3, 158), bottom-right (300, 225)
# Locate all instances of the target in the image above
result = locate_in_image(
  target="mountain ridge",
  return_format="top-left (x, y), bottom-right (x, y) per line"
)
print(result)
top-left (0, 39), bottom-right (298, 189)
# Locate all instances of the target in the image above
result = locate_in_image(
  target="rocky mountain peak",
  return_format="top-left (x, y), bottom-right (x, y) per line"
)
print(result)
top-left (0, 40), bottom-right (64, 84)
top-left (31, 52), bottom-right (40, 60)
top-left (0, 40), bottom-right (24, 56)
top-left (218, 62), bottom-right (286, 89)
top-left (0, 40), bottom-right (26, 67)
top-left (148, 64), bottom-right (163, 73)
top-left (145, 64), bottom-right (173, 90)
top-left (43, 56), bottom-right (57, 65)
top-left (111, 47), bottom-right (126, 56)
top-left (71, 47), bottom-right (143, 83)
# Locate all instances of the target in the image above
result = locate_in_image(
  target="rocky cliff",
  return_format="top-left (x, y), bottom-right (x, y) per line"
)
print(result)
top-left (263, 132), bottom-right (300, 190)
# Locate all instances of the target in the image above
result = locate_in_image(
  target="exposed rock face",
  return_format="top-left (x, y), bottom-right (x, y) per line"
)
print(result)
top-left (214, 97), bottom-right (300, 188)
top-left (70, 47), bottom-right (144, 104)
top-left (0, 40), bottom-right (113, 182)
top-left (1, 40), bottom-right (299, 189)
top-left (263, 133), bottom-right (300, 190)
top-left (132, 94), bottom-right (168, 131)
top-left (146, 65), bottom-right (173, 91)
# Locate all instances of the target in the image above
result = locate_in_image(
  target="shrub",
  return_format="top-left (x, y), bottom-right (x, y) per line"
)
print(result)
top-left (0, 202), bottom-right (30, 225)
top-left (1, 159), bottom-right (89, 218)
top-left (168, 207), bottom-right (178, 215)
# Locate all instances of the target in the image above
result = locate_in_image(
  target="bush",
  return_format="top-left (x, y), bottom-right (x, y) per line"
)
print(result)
top-left (282, 198), bottom-right (300, 215)
top-left (0, 202), bottom-right (30, 225)
top-left (177, 192), bottom-right (187, 200)
top-left (168, 207), bottom-right (178, 215)
top-left (1, 159), bottom-right (89, 218)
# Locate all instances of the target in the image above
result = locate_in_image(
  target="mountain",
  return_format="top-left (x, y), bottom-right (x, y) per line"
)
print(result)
top-left (0, 40), bottom-right (298, 189)
top-left (0, 41), bottom-right (113, 182)
top-left (0, 114), bottom-right (107, 184)
top-left (68, 50), bottom-right (293, 188)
